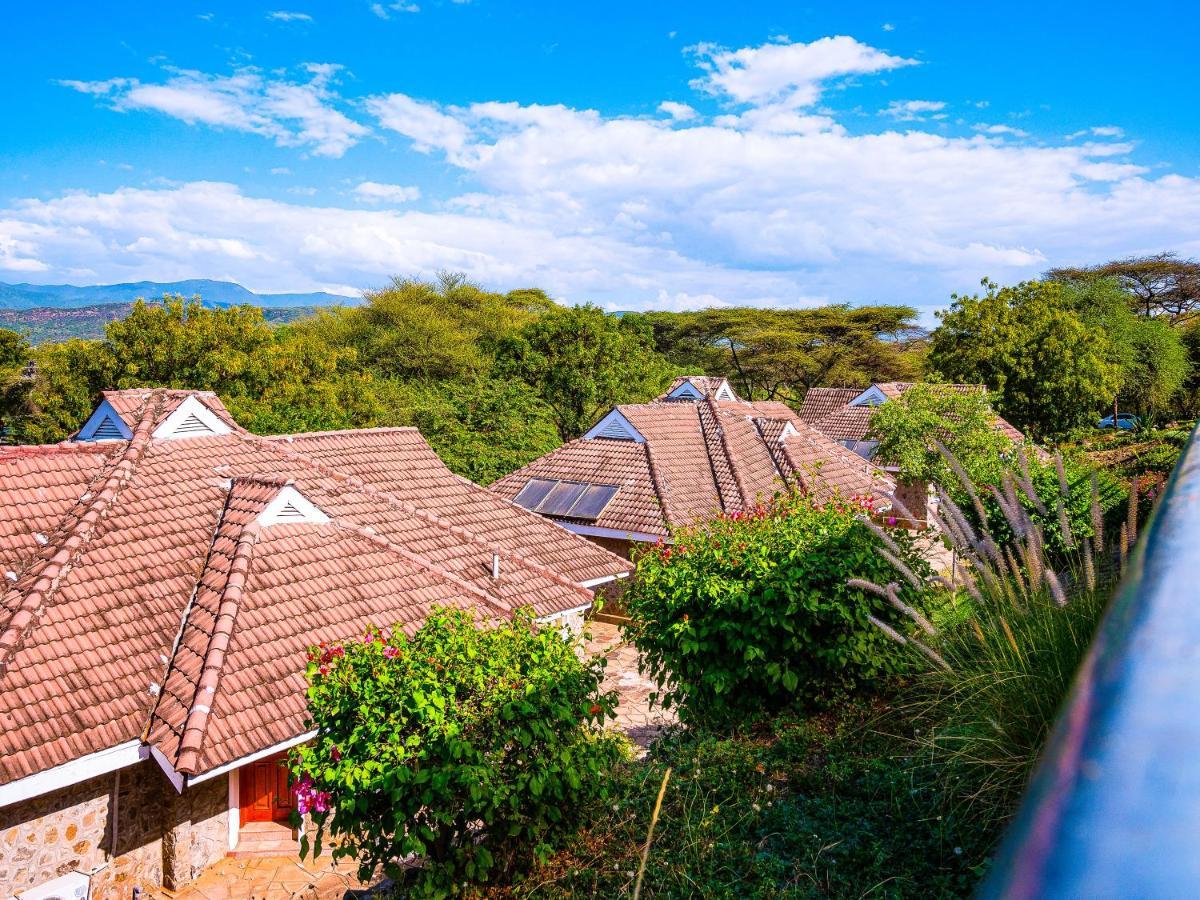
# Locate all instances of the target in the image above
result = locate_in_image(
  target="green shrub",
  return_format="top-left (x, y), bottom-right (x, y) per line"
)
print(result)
top-left (289, 608), bottom-right (626, 894)
top-left (621, 494), bottom-right (931, 724)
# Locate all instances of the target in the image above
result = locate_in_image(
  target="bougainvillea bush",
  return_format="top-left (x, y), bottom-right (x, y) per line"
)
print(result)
top-left (621, 494), bottom-right (932, 724)
top-left (289, 608), bottom-right (625, 894)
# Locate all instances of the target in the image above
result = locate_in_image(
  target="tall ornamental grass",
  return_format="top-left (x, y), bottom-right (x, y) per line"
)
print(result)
top-left (857, 448), bottom-right (1140, 833)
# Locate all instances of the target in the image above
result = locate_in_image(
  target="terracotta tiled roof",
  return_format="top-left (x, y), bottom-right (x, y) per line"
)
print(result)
top-left (0, 389), bottom-right (630, 785)
top-left (658, 375), bottom-right (740, 401)
top-left (797, 387), bottom-right (861, 423)
top-left (490, 389), bottom-right (893, 540)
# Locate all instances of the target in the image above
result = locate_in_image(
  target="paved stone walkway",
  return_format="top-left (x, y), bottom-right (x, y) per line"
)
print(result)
top-left (150, 854), bottom-right (383, 900)
top-left (582, 620), bottom-right (678, 754)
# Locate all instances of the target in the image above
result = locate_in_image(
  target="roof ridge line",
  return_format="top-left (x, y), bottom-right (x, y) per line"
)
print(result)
top-left (235, 431), bottom-right (593, 601)
top-left (174, 519), bottom-right (261, 775)
top-left (331, 521), bottom-right (513, 617)
top-left (266, 426), bottom-right (420, 440)
top-left (709, 399), bottom-right (753, 511)
top-left (0, 389), bottom-right (162, 674)
top-left (641, 439), bottom-right (677, 529)
top-left (695, 399), bottom-right (742, 514)
top-left (753, 416), bottom-right (807, 494)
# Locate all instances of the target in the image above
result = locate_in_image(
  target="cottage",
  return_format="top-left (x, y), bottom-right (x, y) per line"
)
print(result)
top-left (0, 389), bottom-right (630, 898)
top-left (489, 376), bottom-right (894, 558)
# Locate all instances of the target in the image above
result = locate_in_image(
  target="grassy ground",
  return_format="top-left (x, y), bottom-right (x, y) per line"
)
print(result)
top-left (474, 694), bottom-right (993, 899)
top-left (1068, 422), bottom-right (1193, 481)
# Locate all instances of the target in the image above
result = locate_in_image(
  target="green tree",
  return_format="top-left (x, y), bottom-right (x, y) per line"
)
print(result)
top-left (291, 610), bottom-right (623, 893)
top-left (0, 329), bottom-right (32, 439)
top-left (622, 494), bottom-right (930, 724)
top-left (929, 280), bottom-right (1120, 440)
top-left (302, 273), bottom-right (552, 381)
top-left (1048, 252), bottom-right (1200, 324)
top-left (867, 383), bottom-right (1012, 488)
top-left (636, 305), bottom-right (926, 403)
top-left (497, 304), bottom-right (673, 440)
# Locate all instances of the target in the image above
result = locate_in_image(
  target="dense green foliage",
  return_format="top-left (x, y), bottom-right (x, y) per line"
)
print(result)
top-left (291, 609), bottom-right (624, 894)
top-left (1048, 252), bottom-right (1200, 324)
top-left (929, 280), bottom-right (1121, 440)
top-left (931, 278), bottom-right (1190, 438)
top-left (636, 305), bottom-right (926, 403)
top-left (868, 383), bottom-right (1012, 487)
top-left (491, 702), bottom-right (989, 898)
top-left (496, 304), bottom-right (675, 441)
top-left (621, 496), bottom-right (931, 724)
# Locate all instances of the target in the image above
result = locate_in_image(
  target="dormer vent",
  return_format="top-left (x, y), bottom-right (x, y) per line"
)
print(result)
top-left (582, 409), bottom-right (645, 442)
top-left (76, 400), bottom-right (133, 442)
top-left (255, 485), bottom-right (330, 527)
top-left (152, 395), bottom-right (233, 441)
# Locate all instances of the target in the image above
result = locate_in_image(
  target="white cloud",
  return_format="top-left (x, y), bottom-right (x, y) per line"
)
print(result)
top-left (365, 93), bottom-right (471, 155)
top-left (267, 11), bottom-right (313, 22)
top-left (882, 23), bottom-right (895, 32)
top-left (61, 65), bottom-right (368, 158)
top-left (1068, 125), bottom-right (1125, 140)
top-left (371, 1), bottom-right (419, 18)
top-left (883, 99), bottom-right (947, 121)
top-left (974, 123), bottom-right (1029, 138)
top-left (30, 35), bottom-right (1200, 316)
top-left (352, 181), bottom-right (422, 204)
top-left (658, 101), bottom-right (697, 122)
top-left (689, 36), bottom-right (916, 108)
top-left (270, 167), bottom-right (292, 175)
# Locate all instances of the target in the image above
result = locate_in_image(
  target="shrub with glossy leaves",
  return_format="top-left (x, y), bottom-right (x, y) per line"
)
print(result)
top-left (289, 608), bottom-right (625, 894)
top-left (621, 494), bottom-right (932, 724)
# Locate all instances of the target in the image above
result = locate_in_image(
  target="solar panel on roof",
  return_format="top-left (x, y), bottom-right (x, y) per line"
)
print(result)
top-left (538, 481), bottom-right (588, 516)
top-left (512, 478), bottom-right (621, 521)
top-left (570, 484), bottom-right (619, 520)
top-left (513, 478), bottom-right (556, 511)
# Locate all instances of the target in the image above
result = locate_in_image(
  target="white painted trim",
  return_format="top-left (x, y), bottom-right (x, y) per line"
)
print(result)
top-left (535, 603), bottom-right (593, 625)
top-left (714, 380), bottom-right (737, 401)
top-left (582, 409), bottom-right (645, 443)
top-left (0, 740), bottom-right (145, 808)
top-left (255, 485), bottom-right (329, 527)
top-left (148, 744), bottom-right (186, 794)
top-left (578, 571), bottom-right (631, 589)
top-left (557, 521), bottom-right (668, 544)
top-left (76, 399), bottom-right (133, 442)
top-left (188, 730), bottom-right (318, 785)
top-left (849, 385), bottom-right (888, 407)
top-left (152, 395), bottom-right (233, 441)
top-left (227, 768), bottom-right (240, 850)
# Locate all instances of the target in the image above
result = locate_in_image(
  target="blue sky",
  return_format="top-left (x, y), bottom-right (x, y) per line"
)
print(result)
top-left (2, 1), bottom-right (1198, 317)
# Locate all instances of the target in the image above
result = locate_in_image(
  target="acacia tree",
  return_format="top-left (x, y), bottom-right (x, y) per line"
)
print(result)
top-left (635, 305), bottom-right (925, 402)
top-left (929, 280), bottom-right (1119, 440)
top-left (1048, 252), bottom-right (1200, 324)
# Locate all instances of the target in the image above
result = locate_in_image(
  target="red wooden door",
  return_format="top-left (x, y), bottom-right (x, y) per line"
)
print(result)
top-left (240, 752), bottom-right (295, 825)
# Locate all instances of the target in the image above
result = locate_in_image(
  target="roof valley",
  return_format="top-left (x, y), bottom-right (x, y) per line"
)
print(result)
top-left (0, 390), bottom-right (161, 674)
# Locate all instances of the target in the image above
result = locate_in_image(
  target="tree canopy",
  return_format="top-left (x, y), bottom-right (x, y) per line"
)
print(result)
top-left (634, 305), bottom-right (925, 403)
top-left (1048, 252), bottom-right (1200, 324)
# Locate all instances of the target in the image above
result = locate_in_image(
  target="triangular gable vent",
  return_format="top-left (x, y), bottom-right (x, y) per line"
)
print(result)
top-left (582, 409), bottom-right (645, 442)
top-left (713, 380), bottom-right (737, 401)
top-left (152, 395), bottom-right (233, 441)
top-left (255, 486), bottom-right (330, 527)
top-left (667, 381), bottom-right (704, 400)
top-left (849, 385), bottom-right (889, 407)
top-left (76, 399), bottom-right (134, 442)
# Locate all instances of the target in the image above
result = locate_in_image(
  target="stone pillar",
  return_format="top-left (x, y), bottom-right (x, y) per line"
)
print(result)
top-left (160, 773), bottom-right (230, 890)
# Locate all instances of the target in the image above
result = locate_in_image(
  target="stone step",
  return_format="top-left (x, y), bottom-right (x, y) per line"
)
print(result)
top-left (229, 822), bottom-right (301, 858)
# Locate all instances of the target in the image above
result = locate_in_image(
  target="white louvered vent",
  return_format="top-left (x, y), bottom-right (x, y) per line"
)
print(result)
top-left (172, 412), bottom-right (215, 436)
top-left (152, 395), bottom-right (233, 441)
top-left (255, 486), bottom-right (330, 527)
top-left (598, 418), bottom-right (633, 439)
top-left (91, 415), bottom-right (126, 441)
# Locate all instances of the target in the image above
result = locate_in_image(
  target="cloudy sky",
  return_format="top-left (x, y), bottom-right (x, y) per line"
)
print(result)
top-left (2, 0), bottom-right (1198, 318)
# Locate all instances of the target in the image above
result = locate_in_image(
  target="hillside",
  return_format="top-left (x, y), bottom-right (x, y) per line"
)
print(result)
top-left (0, 278), bottom-right (358, 310)
top-left (0, 303), bottom-right (319, 343)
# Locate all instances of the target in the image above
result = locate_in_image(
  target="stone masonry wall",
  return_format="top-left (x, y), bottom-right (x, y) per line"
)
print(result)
top-left (0, 761), bottom-right (229, 898)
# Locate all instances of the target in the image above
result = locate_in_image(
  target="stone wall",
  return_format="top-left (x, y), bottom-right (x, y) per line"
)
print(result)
top-left (893, 478), bottom-right (931, 528)
top-left (0, 761), bottom-right (229, 898)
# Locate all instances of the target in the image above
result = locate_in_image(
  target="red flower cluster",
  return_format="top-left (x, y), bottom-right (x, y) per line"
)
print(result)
top-left (294, 774), bottom-right (332, 816)
top-left (308, 640), bottom-right (345, 676)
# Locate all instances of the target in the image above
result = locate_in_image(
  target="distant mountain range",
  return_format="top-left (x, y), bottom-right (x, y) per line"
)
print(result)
top-left (0, 303), bottom-right (321, 344)
top-left (0, 279), bottom-right (360, 310)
